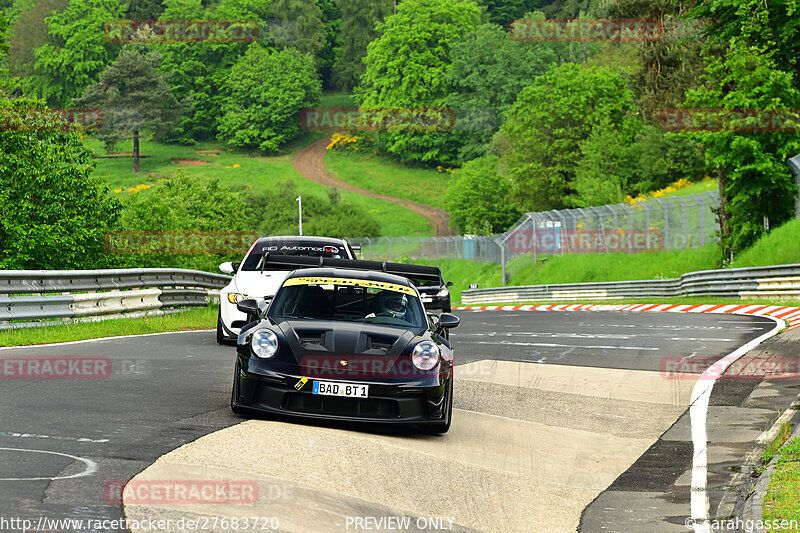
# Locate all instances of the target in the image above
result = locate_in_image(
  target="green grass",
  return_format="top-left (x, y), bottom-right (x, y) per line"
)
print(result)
top-left (661, 177), bottom-right (719, 198)
top-left (318, 91), bottom-right (355, 108)
top-left (325, 151), bottom-right (450, 209)
top-left (506, 245), bottom-right (720, 285)
top-left (0, 306), bottom-right (217, 347)
top-left (763, 420), bottom-right (795, 465)
top-left (453, 296), bottom-right (800, 308)
top-left (85, 136), bottom-right (432, 237)
top-left (735, 218), bottom-right (800, 267)
top-left (763, 436), bottom-right (800, 530)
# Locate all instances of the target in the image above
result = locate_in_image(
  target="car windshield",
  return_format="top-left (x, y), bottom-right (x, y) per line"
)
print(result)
top-left (268, 276), bottom-right (426, 329)
top-left (240, 242), bottom-right (347, 271)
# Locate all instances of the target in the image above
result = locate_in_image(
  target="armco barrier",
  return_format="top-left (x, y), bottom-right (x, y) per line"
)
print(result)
top-left (461, 264), bottom-right (800, 305)
top-left (0, 268), bottom-right (230, 330)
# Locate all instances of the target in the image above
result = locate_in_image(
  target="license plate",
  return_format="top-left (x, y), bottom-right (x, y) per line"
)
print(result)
top-left (312, 381), bottom-right (369, 398)
top-left (421, 296), bottom-right (433, 303)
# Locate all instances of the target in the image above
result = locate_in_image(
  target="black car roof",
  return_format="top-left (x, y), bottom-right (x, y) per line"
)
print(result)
top-left (284, 267), bottom-right (415, 287)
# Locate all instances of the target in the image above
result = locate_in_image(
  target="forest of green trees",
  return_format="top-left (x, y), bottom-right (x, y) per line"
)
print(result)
top-left (1, 0), bottom-right (799, 269)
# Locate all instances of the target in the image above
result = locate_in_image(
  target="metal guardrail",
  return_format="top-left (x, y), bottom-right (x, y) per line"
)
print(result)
top-left (0, 268), bottom-right (230, 329)
top-left (461, 264), bottom-right (800, 304)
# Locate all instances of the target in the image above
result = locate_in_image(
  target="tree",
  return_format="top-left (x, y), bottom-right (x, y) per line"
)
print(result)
top-left (78, 45), bottom-right (180, 173)
top-left (218, 44), bottom-right (321, 152)
top-left (498, 63), bottom-right (637, 211)
top-left (603, 0), bottom-right (710, 122)
top-left (155, 0), bottom-right (268, 143)
top-left (478, 0), bottom-right (548, 26)
top-left (684, 40), bottom-right (800, 259)
top-left (314, 0), bottom-right (341, 87)
top-left (355, 0), bottom-right (482, 165)
top-left (269, 0), bottom-right (326, 58)
top-left (688, 0), bottom-right (800, 81)
top-left (333, 0), bottom-right (391, 90)
top-left (445, 22), bottom-right (559, 162)
top-left (125, 0), bottom-right (164, 19)
top-left (444, 155), bottom-right (521, 234)
top-left (0, 10), bottom-right (8, 86)
top-left (31, 0), bottom-right (126, 106)
top-left (6, 0), bottom-right (69, 88)
top-left (0, 97), bottom-right (120, 269)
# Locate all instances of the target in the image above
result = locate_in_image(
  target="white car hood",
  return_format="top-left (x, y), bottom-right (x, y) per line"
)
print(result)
top-left (232, 270), bottom-right (290, 299)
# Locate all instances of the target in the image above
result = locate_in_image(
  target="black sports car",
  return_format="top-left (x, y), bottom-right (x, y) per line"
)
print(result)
top-left (230, 258), bottom-right (460, 433)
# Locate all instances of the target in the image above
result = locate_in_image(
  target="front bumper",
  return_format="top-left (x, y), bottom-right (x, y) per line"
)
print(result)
top-left (232, 363), bottom-right (451, 425)
top-left (419, 293), bottom-right (451, 311)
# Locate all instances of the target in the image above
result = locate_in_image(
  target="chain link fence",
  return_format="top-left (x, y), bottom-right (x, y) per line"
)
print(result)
top-left (346, 192), bottom-right (721, 281)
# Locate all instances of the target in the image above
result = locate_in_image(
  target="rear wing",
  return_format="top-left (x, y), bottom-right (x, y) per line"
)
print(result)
top-left (259, 254), bottom-right (442, 285)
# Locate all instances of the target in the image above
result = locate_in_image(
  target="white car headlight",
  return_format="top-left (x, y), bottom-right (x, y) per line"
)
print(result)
top-left (436, 288), bottom-right (449, 297)
top-left (411, 341), bottom-right (440, 371)
top-left (227, 293), bottom-right (249, 304)
top-left (251, 329), bottom-right (279, 359)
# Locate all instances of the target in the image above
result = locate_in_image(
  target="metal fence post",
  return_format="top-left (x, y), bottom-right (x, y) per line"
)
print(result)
top-left (654, 197), bottom-right (668, 251)
top-left (385, 236), bottom-right (391, 261)
top-left (364, 237), bottom-right (372, 260)
top-left (674, 196), bottom-right (687, 248)
top-left (402, 236), bottom-right (409, 257)
top-left (498, 239), bottom-right (507, 285)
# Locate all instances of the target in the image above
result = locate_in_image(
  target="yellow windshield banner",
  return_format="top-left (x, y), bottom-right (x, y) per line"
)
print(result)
top-left (283, 276), bottom-right (417, 296)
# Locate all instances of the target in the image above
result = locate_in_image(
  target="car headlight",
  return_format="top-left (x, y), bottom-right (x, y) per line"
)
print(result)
top-left (411, 341), bottom-right (440, 371)
top-left (251, 329), bottom-right (279, 359)
top-left (436, 288), bottom-right (449, 297)
top-left (227, 293), bottom-right (248, 304)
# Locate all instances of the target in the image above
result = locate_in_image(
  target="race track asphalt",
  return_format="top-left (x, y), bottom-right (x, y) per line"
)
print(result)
top-left (0, 311), bottom-right (790, 532)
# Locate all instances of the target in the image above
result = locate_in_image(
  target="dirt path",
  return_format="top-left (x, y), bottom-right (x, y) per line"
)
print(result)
top-left (292, 135), bottom-right (452, 236)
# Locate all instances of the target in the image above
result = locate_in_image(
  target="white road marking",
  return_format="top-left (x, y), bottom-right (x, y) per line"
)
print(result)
top-left (689, 315), bottom-right (783, 533)
top-left (0, 430), bottom-right (109, 443)
top-left (464, 341), bottom-right (659, 351)
top-left (0, 447), bottom-right (98, 481)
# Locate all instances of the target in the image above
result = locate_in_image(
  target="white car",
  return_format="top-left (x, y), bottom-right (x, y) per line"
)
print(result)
top-left (216, 236), bottom-right (358, 344)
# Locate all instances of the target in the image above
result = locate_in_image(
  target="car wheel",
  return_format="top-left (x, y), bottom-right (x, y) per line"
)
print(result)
top-left (216, 310), bottom-right (225, 345)
top-left (230, 361), bottom-right (247, 416)
top-left (443, 307), bottom-right (452, 313)
top-left (421, 381), bottom-right (452, 434)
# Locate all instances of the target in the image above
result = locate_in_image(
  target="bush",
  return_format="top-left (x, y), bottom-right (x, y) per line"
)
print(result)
top-left (218, 44), bottom-right (321, 152)
top-left (0, 98), bottom-right (120, 269)
top-left (444, 155), bottom-right (520, 234)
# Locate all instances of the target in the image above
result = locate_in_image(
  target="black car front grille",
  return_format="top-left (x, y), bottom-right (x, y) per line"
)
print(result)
top-left (282, 392), bottom-right (399, 418)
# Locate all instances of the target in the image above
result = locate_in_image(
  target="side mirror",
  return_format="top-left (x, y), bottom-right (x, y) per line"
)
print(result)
top-left (219, 262), bottom-right (235, 274)
top-left (231, 262), bottom-right (240, 272)
top-left (438, 313), bottom-right (460, 329)
top-left (236, 298), bottom-right (259, 315)
top-left (446, 281), bottom-right (453, 287)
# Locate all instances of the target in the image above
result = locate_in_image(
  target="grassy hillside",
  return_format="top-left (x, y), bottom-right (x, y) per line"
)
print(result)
top-left (325, 151), bottom-right (450, 209)
top-left (735, 217), bottom-right (800, 267)
top-left (420, 217), bottom-right (800, 302)
top-left (85, 137), bottom-right (433, 237)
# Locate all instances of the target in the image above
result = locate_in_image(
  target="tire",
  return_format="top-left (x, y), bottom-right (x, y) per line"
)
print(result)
top-left (216, 310), bottom-right (225, 345)
top-left (443, 307), bottom-right (452, 313)
top-left (421, 381), bottom-right (453, 434)
top-left (230, 361), bottom-right (247, 416)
